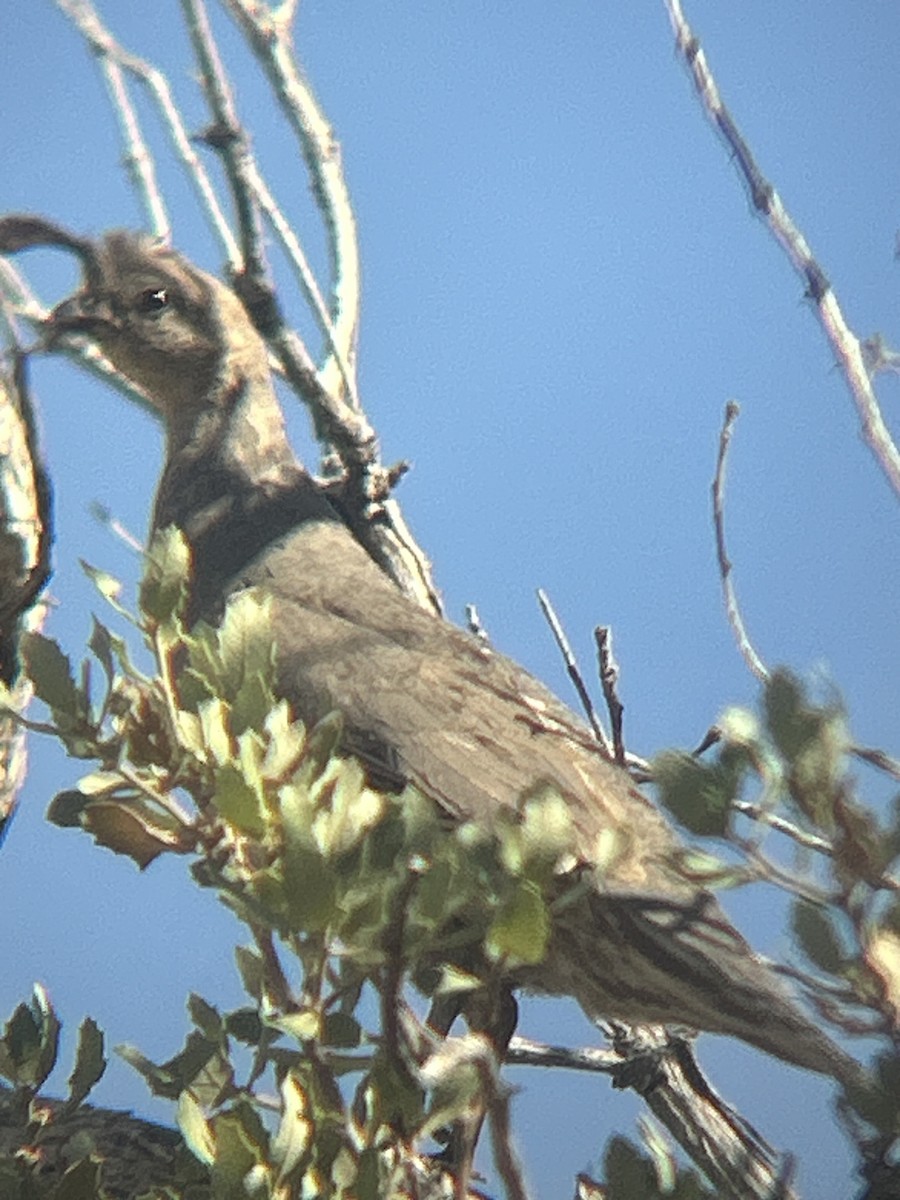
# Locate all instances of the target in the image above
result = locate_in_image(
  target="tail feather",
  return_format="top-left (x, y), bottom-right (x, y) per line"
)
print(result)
top-left (528, 889), bottom-right (863, 1087)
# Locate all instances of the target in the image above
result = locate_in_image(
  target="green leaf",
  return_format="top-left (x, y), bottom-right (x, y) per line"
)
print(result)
top-left (140, 526), bottom-right (191, 626)
top-left (234, 946), bottom-right (264, 1003)
top-left (169, 709), bottom-right (201, 756)
top-left (66, 1017), bottom-right (106, 1109)
top-left (792, 899), bottom-right (846, 975)
top-left (763, 670), bottom-right (847, 828)
top-left (486, 878), bottom-right (549, 965)
top-left (199, 696), bottom-right (233, 766)
top-left (47, 789), bottom-right (91, 828)
top-left (273, 1009), bottom-right (322, 1042)
top-left (297, 711), bottom-right (344, 784)
top-left (209, 1107), bottom-right (267, 1194)
top-left (224, 1007), bottom-right (263, 1045)
top-left (54, 1156), bottom-right (104, 1200)
top-left (261, 700), bottom-right (306, 782)
top-left (314, 762), bottom-right (385, 858)
top-left (117, 1044), bottom-right (181, 1099)
top-left (603, 1136), bottom-right (659, 1200)
top-left (75, 770), bottom-right (123, 796)
top-left (653, 750), bottom-right (743, 837)
top-left (674, 850), bottom-right (750, 890)
top-left (177, 1088), bottom-right (216, 1166)
top-left (282, 844), bottom-right (338, 932)
top-left (119, 1029), bottom-right (232, 1106)
top-left (217, 590), bottom-right (277, 714)
top-left (81, 559), bottom-right (129, 616)
top-left (214, 763), bottom-right (267, 838)
top-left (87, 617), bottom-right (116, 687)
top-left (188, 994), bottom-right (223, 1040)
top-left (0, 986), bottom-right (60, 1090)
top-left (518, 783), bottom-right (577, 872)
top-left (270, 1070), bottom-right (311, 1181)
top-left (21, 632), bottom-right (82, 720)
top-left (433, 965), bottom-right (483, 997)
top-left (322, 1012), bottom-right (361, 1049)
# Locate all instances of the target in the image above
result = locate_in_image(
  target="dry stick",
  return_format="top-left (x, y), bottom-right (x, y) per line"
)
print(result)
top-left (536, 588), bottom-right (613, 757)
top-left (222, 0), bottom-right (362, 412)
top-left (712, 401), bottom-right (768, 682)
top-left (55, 4), bottom-right (439, 614)
top-left (55, 0), bottom-right (237, 258)
top-left (181, 1), bottom-right (362, 422)
top-left (180, 0), bottom-right (267, 286)
top-left (851, 744), bottom-right (900, 781)
top-left (731, 800), bottom-right (834, 857)
top-left (184, 2), bottom-right (442, 615)
top-left (56, 1), bottom-right (168, 240)
top-left (665, 0), bottom-right (900, 500)
top-left (483, 1067), bottom-right (530, 1200)
top-left (594, 625), bottom-right (625, 765)
top-left (511, 1030), bottom-right (792, 1200)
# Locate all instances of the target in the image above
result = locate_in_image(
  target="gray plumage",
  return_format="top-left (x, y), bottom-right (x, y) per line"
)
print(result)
top-left (32, 225), bottom-right (860, 1085)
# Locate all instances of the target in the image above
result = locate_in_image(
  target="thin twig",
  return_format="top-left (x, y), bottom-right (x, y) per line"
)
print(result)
top-left (506, 1035), bottom-right (620, 1075)
top-left (180, 0), bottom-right (266, 282)
top-left (56, 0), bottom-right (239, 264)
top-left (594, 625), bottom-right (625, 765)
top-left (483, 1063), bottom-right (530, 1200)
top-left (464, 603), bottom-right (490, 643)
top-left (712, 401), bottom-right (768, 681)
top-left (55, 0), bottom-right (168, 238)
top-left (665, 0), bottom-right (900, 499)
top-left (536, 589), bottom-right (612, 757)
top-left (221, 0), bottom-right (362, 411)
top-left (731, 800), bottom-right (834, 856)
top-left (851, 743), bottom-right (900, 781)
top-left (184, 0), bottom-right (442, 615)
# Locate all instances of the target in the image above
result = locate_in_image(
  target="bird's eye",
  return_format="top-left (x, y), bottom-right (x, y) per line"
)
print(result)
top-left (136, 287), bottom-right (170, 315)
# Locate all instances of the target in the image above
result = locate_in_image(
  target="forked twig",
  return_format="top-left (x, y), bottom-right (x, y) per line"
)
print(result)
top-left (536, 588), bottom-right (612, 757)
top-left (665, 0), bottom-right (900, 499)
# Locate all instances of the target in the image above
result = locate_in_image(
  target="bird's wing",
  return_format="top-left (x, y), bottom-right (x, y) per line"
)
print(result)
top-left (230, 514), bottom-right (691, 901)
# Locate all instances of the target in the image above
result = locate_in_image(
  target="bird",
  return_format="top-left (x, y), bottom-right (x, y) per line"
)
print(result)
top-left (0, 216), bottom-right (861, 1087)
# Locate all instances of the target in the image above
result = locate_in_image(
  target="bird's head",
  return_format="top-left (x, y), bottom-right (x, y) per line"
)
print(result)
top-left (0, 215), bottom-right (268, 421)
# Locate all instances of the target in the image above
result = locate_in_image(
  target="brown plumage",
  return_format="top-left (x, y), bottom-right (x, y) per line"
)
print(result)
top-left (2, 218), bottom-right (860, 1085)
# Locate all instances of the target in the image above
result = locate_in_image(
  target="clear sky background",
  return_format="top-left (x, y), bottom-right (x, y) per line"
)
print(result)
top-left (2, 3), bottom-right (899, 1197)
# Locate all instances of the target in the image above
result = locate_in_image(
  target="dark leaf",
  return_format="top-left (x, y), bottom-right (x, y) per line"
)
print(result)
top-left (792, 899), bottom-right (846, 975)
top-left (654, 751), bottom-right (736, 837)
top-left (81, 797), bottom-right (191, 868)
top-left (21, 632), bottom-right (82, 720)
top-left (65, 1017), bottom-right (106, 1109)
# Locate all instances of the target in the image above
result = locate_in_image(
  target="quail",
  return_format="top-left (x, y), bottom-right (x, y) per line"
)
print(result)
top-left (0, 217), bottom-right (862, 1086)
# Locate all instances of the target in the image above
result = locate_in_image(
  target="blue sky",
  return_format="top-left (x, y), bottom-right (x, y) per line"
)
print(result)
top-left (2, 3), bottom-right (899, 1196)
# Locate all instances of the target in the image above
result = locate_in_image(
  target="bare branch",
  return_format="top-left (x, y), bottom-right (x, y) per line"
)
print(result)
top-left (712, 400), bottom-right (769, 682)
top-left (56, 0), bottom-right (240, 264)
top-left (180, 0), bottom-right (267, 280)
top-left (511, 1028), bottom-right (795, 1200)
top-left (731, 800), bottom-right (835, 857)
top-left (55, 0), bottom-right (169, 238)
top-left (665, 0), bottom-right (900, 499)
top-left (851, 743), bottom-right (900, 781)
top-left (221, 0), bottom-right (362, 411)
top-left (594, 625), bottom-right (625, 765)
top-left (536, 588), bottom-right (613, 757)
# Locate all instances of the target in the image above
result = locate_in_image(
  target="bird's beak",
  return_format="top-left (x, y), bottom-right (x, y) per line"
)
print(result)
top-left (44, 293), bottom-right (116, 346)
